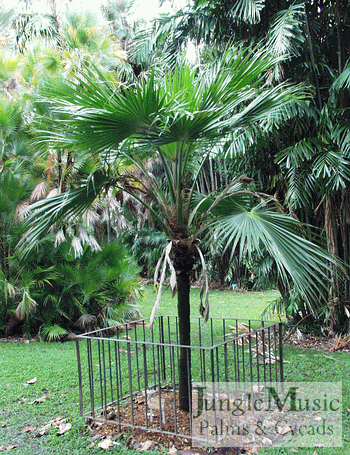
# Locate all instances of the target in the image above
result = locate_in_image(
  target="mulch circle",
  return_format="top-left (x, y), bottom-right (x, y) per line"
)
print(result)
top-left (90, 390), bottom-right (193, 450)
top-left (88, 390), bottom-right (259, 454)
top-left (88, 331), bottom-right (349, 453)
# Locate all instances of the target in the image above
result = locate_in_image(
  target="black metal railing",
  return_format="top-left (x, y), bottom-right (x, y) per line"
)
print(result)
top-left (76, 315), bottom-right (283, 440)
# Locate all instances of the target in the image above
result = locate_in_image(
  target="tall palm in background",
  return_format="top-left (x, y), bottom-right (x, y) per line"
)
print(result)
top-left (22, 49), bottom-right (336, 411)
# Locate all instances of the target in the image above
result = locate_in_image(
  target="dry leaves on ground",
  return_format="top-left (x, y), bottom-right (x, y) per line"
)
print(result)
top-left (332, 333), bottom-right (350, 351)
top-left (137, 440), bottom-right (154, 452)
top-left (98, 438), bottom-right (114, 449)
top-left (57, 422), bottom-right (72, 436)
top-left (28, 395), bottom-right (49, 405)
top-left (285, 330), bottom-right (350, 352)
top-left (23, 377), bottom-right (37, 387)
top-left (19, 426), bottom-right (36, 434)
top-left (18, 417), bottom-right (72, 438)
top-left (0, 446), bottom-right (19, 452)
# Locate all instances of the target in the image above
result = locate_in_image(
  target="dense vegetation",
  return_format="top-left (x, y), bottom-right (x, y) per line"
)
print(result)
top-left (1, 0), bottom-right (350, 345)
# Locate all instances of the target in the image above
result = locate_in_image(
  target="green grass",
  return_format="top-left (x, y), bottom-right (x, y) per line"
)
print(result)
top-left (139, 287), bottom-right (281, 321)
top-left (0, 287), bottom-right (349, 454)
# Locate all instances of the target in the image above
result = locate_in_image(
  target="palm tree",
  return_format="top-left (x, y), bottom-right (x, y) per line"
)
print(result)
top-left (21, 48), bottom-right (336, 411)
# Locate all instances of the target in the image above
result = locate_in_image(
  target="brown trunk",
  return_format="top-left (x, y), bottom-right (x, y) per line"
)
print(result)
top-left (340, 186), bottom-right (350, 300)
top-left (324, 194), bottom-right (346, 330)
top-left (60, 151), bottom-right (73, 193)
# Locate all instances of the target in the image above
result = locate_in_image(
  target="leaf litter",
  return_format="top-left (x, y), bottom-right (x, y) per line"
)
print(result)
top-left (18, 417), bottom-right (72, 438)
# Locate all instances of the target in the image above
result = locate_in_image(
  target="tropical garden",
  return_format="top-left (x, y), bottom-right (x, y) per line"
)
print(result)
top-left (1, 0), bottom-right (350, 453)
top-left (1, 0), bottom-right (350, 340)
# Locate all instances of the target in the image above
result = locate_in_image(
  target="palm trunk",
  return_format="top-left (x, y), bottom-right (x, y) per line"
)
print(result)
top-left (324, 193), bottom-right (346, 330)
top-left (177, 269), bottom-right (191, 412)
top-left (172, 241), bottom-right (194, 412)
top-left (305, 7), bottom-right (322, 110)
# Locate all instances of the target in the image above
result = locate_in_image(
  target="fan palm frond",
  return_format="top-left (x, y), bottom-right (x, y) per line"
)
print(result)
top-left (208, 197), bottom-right (337, 311)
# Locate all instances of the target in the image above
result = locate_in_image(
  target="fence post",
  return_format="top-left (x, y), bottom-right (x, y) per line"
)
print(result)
top-left (279, 322), bottom-right (284, 383)
top-left (76, 338), bottom-right (84, 417)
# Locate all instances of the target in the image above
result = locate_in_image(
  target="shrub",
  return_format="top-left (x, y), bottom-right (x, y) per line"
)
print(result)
top-left (0, 238), bottom-right (142, 339)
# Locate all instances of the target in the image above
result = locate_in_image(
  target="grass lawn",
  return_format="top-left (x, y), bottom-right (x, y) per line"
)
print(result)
top-left (0, 287), bottom-right (349, 455)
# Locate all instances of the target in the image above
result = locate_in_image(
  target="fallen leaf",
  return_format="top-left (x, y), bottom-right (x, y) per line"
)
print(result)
top-left (35, 416), bottom-right (67, 436)
top-left (17, 398), bottom-right (27, 402)
top-left (28, 396), bottom-right (48, 405)
top-left (289, 450), bottom-right (298, 453)
top-left (168, 447), bottom-right (178, 455)
top-left (50, 417), bottom-right (66, 426)
top-left (98, 438), bottom-right (114, 449)
top-left (20, 426), bottom-right (37, 433)
top-left (36, 423), bottom-right (52, 436)
top-left (0, 446), bottom-right (18, 452)
top-left (57, 423), bottom-right (71, 435)
top-left (137, 440), bottom-right (153, 452)
top-left (26, 377), bottom-right (37, 384)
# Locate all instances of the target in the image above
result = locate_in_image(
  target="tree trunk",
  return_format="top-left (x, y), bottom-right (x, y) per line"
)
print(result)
top-left (305, 7), bottom-right (322, 110)
top-left (172, 241), bottom-right (195, 413)
top-left (177, 269), bottom-right (191, 412)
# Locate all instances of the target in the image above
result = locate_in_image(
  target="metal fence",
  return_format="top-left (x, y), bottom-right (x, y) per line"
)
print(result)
top-left (76, 315), bottom-right (283, 440)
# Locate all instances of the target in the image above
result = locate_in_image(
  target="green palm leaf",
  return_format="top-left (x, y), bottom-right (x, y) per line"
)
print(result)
top-left (230, 0), bottom-right (265, 25)
top-left (208, 198), bottom-right (336, 311)
top-left (267, 3), bottom-right (305, 57)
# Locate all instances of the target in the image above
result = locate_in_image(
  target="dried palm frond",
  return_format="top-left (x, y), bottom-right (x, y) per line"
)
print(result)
top-left (88, 235), bottom-right (102, 252)
top-left (15, 289), bottom-right (37, 320)
top-left (195, 245), bottom-right (209, 321)
top-left (78, 227), bottom-right (90, 245)
top-left (29, 181), bottom-right (48, 202)
top-left (70, 236), bottom-right (83, 258)
top-left (83, 206), bottom-right (100, 225)
top-left (76, 313), bottom-right (98, 329)
top-left (54, 229), bottom-right (66, 247)
top-left (332, 333), bottom-right (350, 351)
top-left (16, 201), bottom-right (30, 221)
top-left (150, 242), bottom-right (176, 329)
top-left (46, 188), bottom-right (59, 199)
top-left (229, 322), bottom-right (251, 334)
